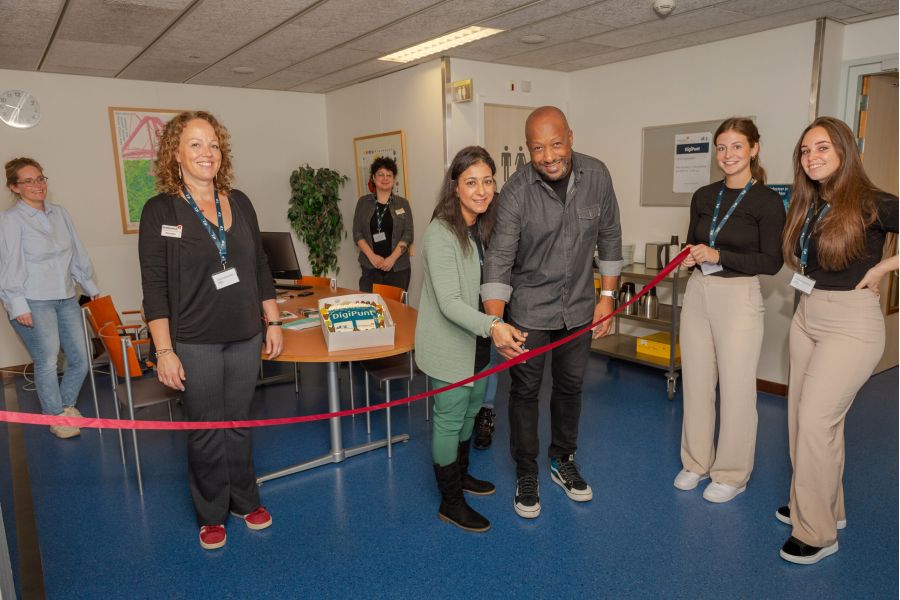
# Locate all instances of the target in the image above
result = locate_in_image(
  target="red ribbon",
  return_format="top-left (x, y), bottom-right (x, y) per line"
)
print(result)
top-left (0, 249), bottom-right (689, 430)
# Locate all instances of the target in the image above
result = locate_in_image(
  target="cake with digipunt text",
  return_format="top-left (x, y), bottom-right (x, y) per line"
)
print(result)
top-left (320, 300), bottom-right (386, 333)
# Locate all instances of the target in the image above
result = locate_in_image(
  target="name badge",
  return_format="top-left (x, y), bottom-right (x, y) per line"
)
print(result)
top-left (212, 267), bottom-right (240, 290)
top-left (700, 262), bottom-right (723, 275)
top-left (395, 208), bottom-right (406, 215)
top-left (790, 272), bottom-right (816, 294)
top-left (161, 224), bottom-right (183, 238)
top-left (373, 232), bottom-right (387, 242)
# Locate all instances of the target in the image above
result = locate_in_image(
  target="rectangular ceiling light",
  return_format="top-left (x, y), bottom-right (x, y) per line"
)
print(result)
top-left (379, 26), bottom-right (504, 63)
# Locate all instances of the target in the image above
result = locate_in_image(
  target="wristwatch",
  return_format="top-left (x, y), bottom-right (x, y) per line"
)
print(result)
top-left (599, 290), bottom-right (616, 298)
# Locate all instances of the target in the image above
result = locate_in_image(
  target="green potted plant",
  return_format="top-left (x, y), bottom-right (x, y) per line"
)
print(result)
top-left (287, 164), bottom-right (349, 276)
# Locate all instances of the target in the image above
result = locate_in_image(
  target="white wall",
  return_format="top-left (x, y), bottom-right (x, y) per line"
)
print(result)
top-left (0, 69), bottom-right (327, 368)
top-left (325, 61), bottom-right (445, 307)
top-left (446, 58), bottom-right (569, 161)
top-left (568, 22), bottom-right (819, 385)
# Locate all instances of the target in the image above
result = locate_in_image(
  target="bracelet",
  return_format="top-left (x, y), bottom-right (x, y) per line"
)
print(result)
top-left (155, 348), bottom-right (174, 357)
top-left (488, 318), bottom-right (503, 336)
top-left (267, 321), bottom-right (283, 327)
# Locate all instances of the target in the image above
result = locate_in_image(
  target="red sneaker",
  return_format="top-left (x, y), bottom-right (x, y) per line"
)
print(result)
top-left (231, 506), bottom-right (272, 531)
top-left (199, 525), bottom-right (226, 550)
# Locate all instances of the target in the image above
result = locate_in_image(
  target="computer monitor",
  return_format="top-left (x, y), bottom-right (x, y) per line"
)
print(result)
top-left (260, 232), bottom-right (302, 280)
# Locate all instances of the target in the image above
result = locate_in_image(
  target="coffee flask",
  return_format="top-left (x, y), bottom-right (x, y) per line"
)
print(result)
top-left (641, 286), bottom-right (659, 319)
top-left (619, 282), bottom-right (636, 315)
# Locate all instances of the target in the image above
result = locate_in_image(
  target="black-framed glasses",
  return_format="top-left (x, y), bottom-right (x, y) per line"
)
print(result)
top-left (16, 176), bottom-right (48, 186)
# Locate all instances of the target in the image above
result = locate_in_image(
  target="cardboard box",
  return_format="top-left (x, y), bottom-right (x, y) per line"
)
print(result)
top-left (636, 331), bottom-right (680, 360)
top-left (318, 293), bottom-right (395, 352)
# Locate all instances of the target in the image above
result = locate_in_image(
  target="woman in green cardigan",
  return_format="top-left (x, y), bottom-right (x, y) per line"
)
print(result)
top-left (416, 146), bottom-right (526, 532)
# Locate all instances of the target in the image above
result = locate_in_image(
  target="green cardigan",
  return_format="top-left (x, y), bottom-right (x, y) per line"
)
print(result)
top-left (415, 219), bottom-right (496, 386)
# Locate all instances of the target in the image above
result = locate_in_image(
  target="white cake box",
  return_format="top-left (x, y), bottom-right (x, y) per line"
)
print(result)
top-left (318, 293), bottom-right (396, 352)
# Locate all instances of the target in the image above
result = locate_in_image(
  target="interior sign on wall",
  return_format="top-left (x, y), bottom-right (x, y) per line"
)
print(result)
top-left (672, 132), bottom-right (711, 193)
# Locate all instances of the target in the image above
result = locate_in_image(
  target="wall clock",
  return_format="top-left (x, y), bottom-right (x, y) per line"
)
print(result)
top-left (0, 90), bottom-right (41, 128)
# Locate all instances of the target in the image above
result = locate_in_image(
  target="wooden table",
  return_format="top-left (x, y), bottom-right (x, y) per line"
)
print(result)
top-left (257, 286), bottom-right (417, 485)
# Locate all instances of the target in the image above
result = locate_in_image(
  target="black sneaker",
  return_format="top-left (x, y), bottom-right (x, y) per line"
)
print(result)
top-left (550, 454), bottom-right (593, 501)
top-left (776, 505), bottom-right (846, 530)
top-left (780, 536), bottom-right (839, 565)
top-left (472, 406), bottom-right (495, 450)
top-left (514, 474), bottom-right (540, 519)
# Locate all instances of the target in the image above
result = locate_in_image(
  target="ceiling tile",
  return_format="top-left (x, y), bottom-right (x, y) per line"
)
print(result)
top-left (53, 0), bottom-right (191, 45)
top-left (480, 0), bottom-right (603, 30)
top-left (569, 0), bottom-right (725, 28)
top-left (582, 7), bottom-right (750, 48)
top-left (499, 40), bottom-right (615, 67)
top-left (714, 0), bottom-right (830, 17)
top-left (839, 0), bottom-right (899, 11)
top-left (687, 2), bottom-right (866, 43)
top-left (0, 0), bottom-right (63, 70)
top-left (561, 37), bottom-right (696, 68)
top-left (43, 39), bottom-right (143, 72)
top-left (118, 58), bottom-right (209, 82)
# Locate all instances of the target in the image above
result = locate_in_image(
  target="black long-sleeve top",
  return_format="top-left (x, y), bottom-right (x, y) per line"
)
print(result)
top-left (802, 192), bottom-right (898, 290)
top-left (686, 180), bottom-right (785, 277)
top-left (139, 190), bottom-right (276, 344)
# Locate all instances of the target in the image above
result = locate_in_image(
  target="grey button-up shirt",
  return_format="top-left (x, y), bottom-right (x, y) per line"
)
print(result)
top-left (481, 152), bottom-right (622, 330)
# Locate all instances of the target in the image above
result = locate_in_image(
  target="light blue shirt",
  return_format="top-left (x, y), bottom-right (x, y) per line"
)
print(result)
top-left (0, 200), bottom-right (99, 319)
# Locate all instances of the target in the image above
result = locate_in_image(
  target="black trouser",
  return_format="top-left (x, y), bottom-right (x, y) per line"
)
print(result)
top-left (176, 333), bottom-right (262, 526)
top-left (359, 266), bottom-right (411, 292)
top-left (508, 322), bottom-right (592, 478)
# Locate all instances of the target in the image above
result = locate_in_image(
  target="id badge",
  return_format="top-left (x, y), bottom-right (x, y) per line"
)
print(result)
top-left (161, 224), bottom-right (183, 238)
top-left (373, 232), bottom-right (387, 242)
top-left (395, 208), bottom-right (406, 215)
top-left (212, 267), bottom-right (240, 290)
top-left (700, 262), bottom-right (724, 275)
top-left (790, 272), bottom-right (816, 294)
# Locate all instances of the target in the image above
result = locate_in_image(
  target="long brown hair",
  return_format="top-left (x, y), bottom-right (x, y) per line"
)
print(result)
top-left (782, 117), bottom-right (880, 271)
top-left (714, 117), bottom-right (766, 184)
top-left (431, 146), bottom-right (497, 254)
top-left (154, 111), bottom-right (234, 195)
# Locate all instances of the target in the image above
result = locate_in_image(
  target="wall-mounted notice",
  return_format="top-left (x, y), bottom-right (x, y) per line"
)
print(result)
top-left (673, 132), bottom-right (712, 193)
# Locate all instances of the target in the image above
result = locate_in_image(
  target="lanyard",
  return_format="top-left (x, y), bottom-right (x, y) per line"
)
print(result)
top-left (798, 201), bottom-right (831, 275)
top-left (468, 227), bottom-right (484, 267)
top-left (374, 196), bottom-right (391, 232)
top-left (183, 186), bottom-right (227, 268)
top-left (709, 178), bottom-right (755, 248)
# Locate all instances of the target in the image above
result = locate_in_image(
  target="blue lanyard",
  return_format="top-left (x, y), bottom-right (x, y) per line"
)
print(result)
top-left (709, 178), bottom-right (755, 248)
top-left (183, 187), bottom-right (227, 267)
top-left (374, 196), bottom-right (392, 232)
top-left (798, 201), bottom-right (830, 275)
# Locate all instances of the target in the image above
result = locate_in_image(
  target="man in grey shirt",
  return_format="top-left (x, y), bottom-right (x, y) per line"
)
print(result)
top-left (482, 106), bottom-right (622, 519)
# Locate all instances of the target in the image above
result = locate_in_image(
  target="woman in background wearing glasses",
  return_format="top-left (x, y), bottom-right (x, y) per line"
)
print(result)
top-left (352, 156), bottom-right (414, 292)
top-left (0, 157), bottom-right (99, 439)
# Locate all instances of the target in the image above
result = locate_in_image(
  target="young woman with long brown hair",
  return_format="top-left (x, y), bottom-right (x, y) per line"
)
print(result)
top-left (777, 116), bottom-right (897, 565)
top-left (674, 117), bottom-right (785, 503)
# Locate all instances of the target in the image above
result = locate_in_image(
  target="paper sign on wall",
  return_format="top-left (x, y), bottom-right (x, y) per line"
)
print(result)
top-left (673, 132), bottom-right (712, 193)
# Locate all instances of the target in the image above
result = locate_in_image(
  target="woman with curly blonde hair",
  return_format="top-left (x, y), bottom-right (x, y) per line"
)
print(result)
top-left (139, 110), bottom-right (283, 550)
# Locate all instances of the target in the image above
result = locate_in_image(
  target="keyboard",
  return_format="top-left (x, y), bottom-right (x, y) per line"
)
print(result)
top-left (275, 283), bottom-right (313, 291)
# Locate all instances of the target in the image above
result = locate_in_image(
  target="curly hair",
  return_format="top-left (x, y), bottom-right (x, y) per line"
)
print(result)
top-left (154, 111), bottom-right (233, 195)
top-left (369, 156), bottom-right (398, 179)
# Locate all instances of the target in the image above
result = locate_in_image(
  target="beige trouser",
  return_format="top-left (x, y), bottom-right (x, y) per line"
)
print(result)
top-left (680, 270), bottom-right (764, 487)
top-left (788, 288), bottom-right (885, 547)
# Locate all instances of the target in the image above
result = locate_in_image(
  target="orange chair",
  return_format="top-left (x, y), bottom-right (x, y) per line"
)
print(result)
top-left (99, 322), bottom-right (179, 496)
top-left (295, 275), bottom-right (332, 288)
top-left (83, 296), bottom-right (149, 357)
top-left (372, 283), bottom-right (407, 304)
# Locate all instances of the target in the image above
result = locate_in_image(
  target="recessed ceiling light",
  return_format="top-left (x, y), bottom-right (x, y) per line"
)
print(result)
top-left (232, 66), bottom-right (256, 74)
top-left (520, 34), bottom-right (547, 44)
top-left (379, 26), bottom-right (505, 63)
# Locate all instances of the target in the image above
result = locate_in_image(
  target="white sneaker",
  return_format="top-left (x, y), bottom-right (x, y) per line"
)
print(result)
top-left (673, 469), bottom-right (709, 491)
top-left (50, 425), bottom-right (81, 439)
top-left (702, 481), bottom-right (746, 503)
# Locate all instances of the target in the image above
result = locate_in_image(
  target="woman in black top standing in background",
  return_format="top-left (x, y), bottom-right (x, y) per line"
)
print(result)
top-left (777, 116), bottom-right (897, 565)
top-left (674, 117), bottom-right (785, 503)
top-left (352, 157), bottom-right (414, 292)
top-left (139, 110), bottom-right (283, 551)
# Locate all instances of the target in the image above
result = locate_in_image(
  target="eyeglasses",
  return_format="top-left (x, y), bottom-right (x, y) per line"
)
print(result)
top-left (16, 176), bottom-right (48, 186)
top-left (373, 171), bottom-right (394, 179)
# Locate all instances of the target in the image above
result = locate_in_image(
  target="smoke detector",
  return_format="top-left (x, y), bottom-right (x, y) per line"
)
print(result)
top-left (653, 0), bottom-right (675, 17)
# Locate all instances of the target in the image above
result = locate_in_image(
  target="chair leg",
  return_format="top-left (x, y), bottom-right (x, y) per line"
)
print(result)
top-left (365, 373), bottom-right (372, 435)
top-left (385, 381), bottom-right (392, 459)
top-left (128, 401), bottom-right (144, 497)
top-left (111, 382), bottom-right (125, 466)
top-left (81, 309), bottom-right (101, 434)
top-left (294, 363), bottom-right (300, 394)
top-left (424, 377), bottom-right (430, 422)
top-left (167, 399), bottom-right (173, 421)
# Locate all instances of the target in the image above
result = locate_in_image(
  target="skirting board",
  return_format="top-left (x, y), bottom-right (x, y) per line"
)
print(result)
top-left (757, 378), bottom-right (788, 397)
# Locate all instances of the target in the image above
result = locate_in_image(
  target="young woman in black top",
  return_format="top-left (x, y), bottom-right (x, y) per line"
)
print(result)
top-left (777, 116), bottom-right (897, 565)
top-left (675, 117), bottom-right (785, 503)
top-left (139, 111), bottom-right (283, 551)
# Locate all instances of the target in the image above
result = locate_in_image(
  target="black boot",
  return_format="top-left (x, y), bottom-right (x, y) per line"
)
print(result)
top-left (433, 462), bottom-right (490, 532)
top-left (472, 405), bottom-right (495, 449)
top-left (457, 439), bottom-right (496, 495)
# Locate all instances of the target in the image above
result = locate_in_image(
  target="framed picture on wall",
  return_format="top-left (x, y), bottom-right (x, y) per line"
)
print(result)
top-left (108, 107), bottom-right (181, 234)
top-left (353, 130), bottom-right (408, 198)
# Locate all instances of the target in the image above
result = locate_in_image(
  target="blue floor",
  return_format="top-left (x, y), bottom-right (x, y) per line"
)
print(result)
top-left (1, 357), bottom-right (897, 599)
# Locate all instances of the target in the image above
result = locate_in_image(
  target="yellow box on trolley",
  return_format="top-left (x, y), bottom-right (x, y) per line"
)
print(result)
top-left (636, 332), bottom-right (680, 360)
